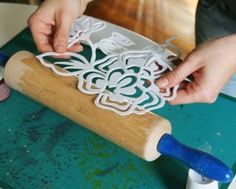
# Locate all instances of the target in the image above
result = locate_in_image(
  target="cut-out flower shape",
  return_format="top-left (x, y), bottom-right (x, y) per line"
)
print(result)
top-left (37, 49), bottom-right (178, 115)
top-left (36, 15), bottom-right (180, 116)
top-left (92, 52), bottom-right (178, 115)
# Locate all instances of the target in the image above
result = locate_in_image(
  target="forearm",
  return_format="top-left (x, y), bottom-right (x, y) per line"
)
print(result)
top-left (226, 33), bottom-right (236, 73)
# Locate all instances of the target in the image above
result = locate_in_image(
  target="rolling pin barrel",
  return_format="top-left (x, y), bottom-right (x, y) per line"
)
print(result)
top-left (4, 51), bottom-right (171, 161)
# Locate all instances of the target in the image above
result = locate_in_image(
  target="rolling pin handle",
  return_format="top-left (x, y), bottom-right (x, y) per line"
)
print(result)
top-left (0, 51), bottom-right (9, 66)
top-left (157, 134), bottom-right (233, 183)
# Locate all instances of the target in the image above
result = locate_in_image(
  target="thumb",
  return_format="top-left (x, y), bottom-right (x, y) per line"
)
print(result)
top-left (54, 15), bottom-right (74, 53)
top-left (156, 56), bottom-right (199, 88)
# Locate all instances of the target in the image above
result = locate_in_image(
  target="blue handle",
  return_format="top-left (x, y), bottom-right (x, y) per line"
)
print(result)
top-left (0, 51), bottom-right (9, 66)
top-left (157, 134), bottom-right (233, 183)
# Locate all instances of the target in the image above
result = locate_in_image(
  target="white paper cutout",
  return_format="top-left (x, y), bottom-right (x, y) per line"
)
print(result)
top-left (36, 15), bottom-right (180, 116)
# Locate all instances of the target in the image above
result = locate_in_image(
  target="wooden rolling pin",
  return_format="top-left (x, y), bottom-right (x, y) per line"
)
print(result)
top-left (3, 51), bottom-right (233, 183)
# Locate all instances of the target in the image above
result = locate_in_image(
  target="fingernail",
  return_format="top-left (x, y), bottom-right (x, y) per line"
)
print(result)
top-left (75, 45), bottom-right (83, 52)
top-left (156, 78), bottom-right (169, 88)
top-left (79, 45), bottom-right (83, 51)
top-left (55, 43), bottom-right (66, 53)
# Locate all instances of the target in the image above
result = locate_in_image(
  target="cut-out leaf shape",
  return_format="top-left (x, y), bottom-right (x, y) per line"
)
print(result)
top-left (143, 45), bottom-right (164, 53)
top-left (36, 52), bottom-right (92, 76)
top-left (110, 32), bottom-right (135, 47)
top-left (98, 39), bottom-right (126, 54)
top-left (97, 32), bottom-right (135, 55)
top-left (68, 16), bottom-right (106, 48)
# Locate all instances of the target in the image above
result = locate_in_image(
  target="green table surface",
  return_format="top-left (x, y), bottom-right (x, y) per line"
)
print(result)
top-left (0, 28), bottom-right (236, 189)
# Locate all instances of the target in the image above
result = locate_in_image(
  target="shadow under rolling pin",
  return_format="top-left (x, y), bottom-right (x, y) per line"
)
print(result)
top-left (1, 51), bottom-right (233, 184)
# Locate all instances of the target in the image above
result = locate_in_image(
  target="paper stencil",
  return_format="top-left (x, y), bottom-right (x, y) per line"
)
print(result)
top-left (36, 15), bottom-right (180, 116)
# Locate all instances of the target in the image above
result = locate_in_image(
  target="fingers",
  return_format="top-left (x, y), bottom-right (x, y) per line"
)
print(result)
top-left (169, 82), bottom-right (217, 105)
top-left (68, 43), bottom-right (83, 52)
top-left (53, 13), bottom-right (76, 53)
top-left (28, 0), bottom-right (89, 53)
top-left (28, 15), bottom-right (54, 52)
top-left (169, 89), bottom-right (197, 105)
top-left (156, 55), bottom-right (201, 88)
top-left (29, 13), bottom-right (83, 54)
top-left (54, 13), bottom-right (84, 53)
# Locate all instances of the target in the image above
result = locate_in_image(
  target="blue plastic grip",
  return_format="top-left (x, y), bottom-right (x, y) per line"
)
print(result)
top-left (0, 51), bottom-right (9, 66)
top-left (157, 134), bottom-right (233, 183)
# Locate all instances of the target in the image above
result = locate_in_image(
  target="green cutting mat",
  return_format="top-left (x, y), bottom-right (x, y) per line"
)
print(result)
top-left (0, 28), bottom-right (236, 189)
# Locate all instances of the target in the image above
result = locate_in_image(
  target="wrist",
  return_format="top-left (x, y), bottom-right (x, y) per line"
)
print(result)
top-left (223, 34), bottom-right (236, 73)
top-left (232, 34), bottom-right (236, 72)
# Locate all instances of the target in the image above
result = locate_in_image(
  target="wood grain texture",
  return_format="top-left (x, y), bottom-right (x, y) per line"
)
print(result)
top-left (85, 0), bottom-right (197, 56)
top-left (4, 51), bottom-right (171, 161)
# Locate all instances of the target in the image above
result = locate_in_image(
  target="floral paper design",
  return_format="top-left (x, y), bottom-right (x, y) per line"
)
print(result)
top-left (36, 15), bottom-right (180, 116)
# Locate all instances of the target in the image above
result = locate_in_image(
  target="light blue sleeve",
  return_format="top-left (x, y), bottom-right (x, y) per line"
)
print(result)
top-left (221, 74), bottom-right (236, 98)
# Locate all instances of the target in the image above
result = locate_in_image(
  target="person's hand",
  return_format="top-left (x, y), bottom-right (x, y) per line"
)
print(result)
top-left (156, 34), bottom-right (236, 104)
top-left (28, 0), bottom-right (92, 53)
